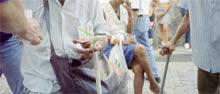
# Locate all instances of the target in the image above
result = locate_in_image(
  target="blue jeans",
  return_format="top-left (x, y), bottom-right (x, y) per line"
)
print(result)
top-left (148, 28), bottom-right (154, 39)
top-left (185, 29), bottom-right (190, 43)
top-left (134, 16), bottom-right (159, 77)
top-left (0, 35), bottom-right (24, 94)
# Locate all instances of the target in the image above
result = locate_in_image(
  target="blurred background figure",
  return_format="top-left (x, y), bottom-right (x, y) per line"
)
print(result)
top-left (148, 0), bottom-right (156, 48)
top-left (0, 0), bottom-right (42, 94)
top-left (154, 0), bottom-right (173, 45)
top-left (133, 0), bottom-right (161, 85)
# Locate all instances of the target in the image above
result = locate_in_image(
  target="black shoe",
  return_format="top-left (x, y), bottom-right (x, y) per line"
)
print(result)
top-left (155, 77), bottom-right (161, 83)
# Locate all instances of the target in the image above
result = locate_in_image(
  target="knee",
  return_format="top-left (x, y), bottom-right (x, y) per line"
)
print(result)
top-left (132, 64), bottom-right (144, 76)
top-left (135, 44), bottom-right (146, 56)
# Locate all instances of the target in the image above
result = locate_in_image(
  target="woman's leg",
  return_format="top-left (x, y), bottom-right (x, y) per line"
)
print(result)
top-left (160, 24), bottom-right (169, 43)
top-left (131, 44), bottom-right (160, 93)
top-left (131, 63), bottom-right (145, 94)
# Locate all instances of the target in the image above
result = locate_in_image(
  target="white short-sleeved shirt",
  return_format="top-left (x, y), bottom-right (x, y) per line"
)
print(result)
top-left (22, 0), bottom-right (108, 93)
top-left (178, 0), bottom-right (220, 73)
top-left (133, 0), bottom-right (149, 15)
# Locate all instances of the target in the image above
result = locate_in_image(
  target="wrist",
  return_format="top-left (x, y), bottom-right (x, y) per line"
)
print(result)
top-left (170, 39), bottom-right (177, 45)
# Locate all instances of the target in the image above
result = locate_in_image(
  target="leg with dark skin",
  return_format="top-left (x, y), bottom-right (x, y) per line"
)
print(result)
top-left (130, 44), bottom-right (160, 94)
top-left (132, 63), bottom-right (145, 94)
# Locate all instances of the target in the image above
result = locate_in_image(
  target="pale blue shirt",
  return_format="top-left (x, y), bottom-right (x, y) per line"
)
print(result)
top-left (178, 0), bottom-right (220, 73)
top-left (22, 0), bottom-right (108, 93)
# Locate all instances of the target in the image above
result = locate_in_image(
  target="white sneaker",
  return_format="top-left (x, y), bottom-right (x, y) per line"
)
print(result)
top-left (184, 43), bottom-right (190, 49)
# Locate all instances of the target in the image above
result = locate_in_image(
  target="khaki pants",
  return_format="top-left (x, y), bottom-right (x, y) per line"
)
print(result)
top-left (198, 68), bottom-right (220, 94)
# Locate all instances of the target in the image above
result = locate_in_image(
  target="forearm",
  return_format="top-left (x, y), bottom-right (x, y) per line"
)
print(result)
top-left (0, 0), bottom-right (28, 34)
top-left (171, 11), bottom-right (190, 44)
top-left (132, 10), bottom-right (138, 26)
top-left (127, 15), bottom-right (134, 34)
top-left (161, 3), bottom-right (172, 16)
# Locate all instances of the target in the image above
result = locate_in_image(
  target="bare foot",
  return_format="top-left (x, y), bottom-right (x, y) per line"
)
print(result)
top-left (150, 83), bottom-right (160, 94)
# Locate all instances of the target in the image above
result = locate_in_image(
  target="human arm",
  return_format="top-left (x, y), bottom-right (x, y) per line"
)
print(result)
top-left (122, 1), bottom-right (136, 35)
top-left (160, 11), bottom-right (190, 55)
top-left (0, 0), bottom-right (28, 34)
top-left (0, 0), bottom-right (43, 45)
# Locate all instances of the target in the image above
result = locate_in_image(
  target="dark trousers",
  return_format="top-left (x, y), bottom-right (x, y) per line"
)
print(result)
top-left (198, 68), bottom-right (220, 94)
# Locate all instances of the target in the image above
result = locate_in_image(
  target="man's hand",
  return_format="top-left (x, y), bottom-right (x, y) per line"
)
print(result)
top-left (73, 40), bottom-right (103, 60)
top-left (18, 18), bottom-right (43, 45)
top-left (160, 41), bottom-right (176, 56)
top-left (0, 0), bottom-right (43, 45)
top-left (122, 1), bottom-right (133, 17)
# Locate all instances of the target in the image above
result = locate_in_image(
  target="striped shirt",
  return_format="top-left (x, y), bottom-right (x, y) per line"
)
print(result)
top-left (178, 0), bottom-right (220, 73)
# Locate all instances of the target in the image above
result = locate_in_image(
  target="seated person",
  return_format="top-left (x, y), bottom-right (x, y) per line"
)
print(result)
top-left (102, 0), bottom-right (160, 94)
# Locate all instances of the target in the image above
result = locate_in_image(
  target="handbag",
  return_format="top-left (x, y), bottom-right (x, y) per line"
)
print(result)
top-left (43, 0), bottom-right (122, 93)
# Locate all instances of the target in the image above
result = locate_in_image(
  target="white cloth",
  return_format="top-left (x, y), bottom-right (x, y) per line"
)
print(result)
top-left (160, 0), bottom-right (169, 3)
top-left (22, 0), bottom-right (108, 93)
top-left (102, 2), bottom-right (128, 36)
top-left (130, 0), bottom-right (139, 10)
top-left (133, 0), bottom-right (149, 15)
top-left (178, 0), bottom-right (220, 73)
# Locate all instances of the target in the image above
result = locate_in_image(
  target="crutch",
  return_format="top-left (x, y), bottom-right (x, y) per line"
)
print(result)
top-left (160, 49), bottom-right (170, 94)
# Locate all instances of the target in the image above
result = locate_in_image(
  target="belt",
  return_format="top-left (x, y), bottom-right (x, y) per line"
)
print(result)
top-left (0, 32), bottom-right (12, 43)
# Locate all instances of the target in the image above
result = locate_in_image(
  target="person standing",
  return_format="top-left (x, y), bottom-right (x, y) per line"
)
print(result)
top-left (133, 0), bottom-right (161, 83)
top-left (154, 0), bottom-right (173, 45)
top-left (160, 0), bottom-right (220, 94)
top-left (0, 0), bottom-right (42, 94)
top-left (0, 33), bottom-right (24, 94)
top-left (0, 0), bottom-right (43, 45)
top-left (22, 0), bottom-right (109, 93)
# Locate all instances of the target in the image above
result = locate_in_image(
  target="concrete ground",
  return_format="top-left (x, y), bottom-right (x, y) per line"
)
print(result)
top-left (0, 47), bottom-right (197, 94)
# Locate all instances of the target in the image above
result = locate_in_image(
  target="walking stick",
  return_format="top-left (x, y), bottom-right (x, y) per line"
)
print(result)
top-left (92, 36), bottom-right (107, 94)
top-left (93, 43), bottom-right (102, 94)
top-left (160, 49), bottom-right (170, 94)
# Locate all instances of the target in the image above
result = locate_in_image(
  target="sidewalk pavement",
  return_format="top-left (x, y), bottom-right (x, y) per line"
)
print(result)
top-left (0, 47), bottom-right (197, 94)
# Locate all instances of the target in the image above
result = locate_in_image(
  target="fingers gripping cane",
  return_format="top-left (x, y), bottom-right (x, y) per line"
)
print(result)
top-left (160, 49), bottom-right (170, 94)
